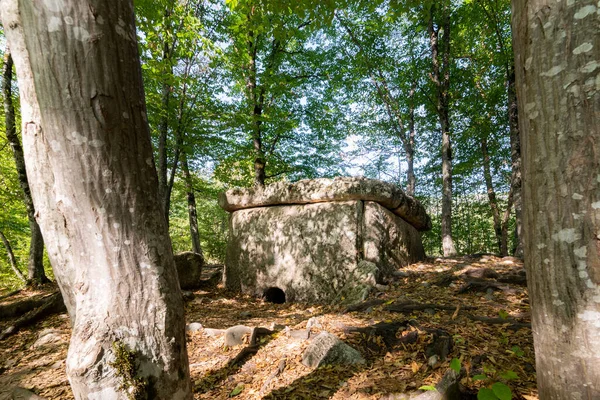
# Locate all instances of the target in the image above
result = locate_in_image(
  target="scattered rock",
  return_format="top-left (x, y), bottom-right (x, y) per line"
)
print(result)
top-left (306, 317), bottom-right (322, 330)
top-left (174, 251), bottom-right (204, 290)
top-left (204, 328), bottom-right (225, 337)
top-left (301, 332), bottom-right (365, 368)
top-left (392, 270), bottom-right (411, 278)
top-left (12, 387), bottom-right (47, 400)
top-left (285, 327), bottom-right (310, 341)
top-left (32, 329), bottom-right (62, 348)
top-left (181, 291), bottom-right (195, 300)
top-left (186, 322), bottom-right (203, 332)
top-left (225, 325), bottom-right (253, 346)
top-left (428, 355), bottom-right (439, 368)
top-left (269, 323), bottom-right (285, 331)
top-left (239, 311), bottom-right (252, 319)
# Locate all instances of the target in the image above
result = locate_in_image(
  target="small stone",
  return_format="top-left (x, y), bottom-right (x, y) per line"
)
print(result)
top-left (301, 332), bottom-right (365, 368)
top-left (32, 329), bottom-right (62, 348)
top-left (186, 322), bottom-right (203, 332)
top-left (240, 311), bottom-right (252, 318)
top-left (269, 323), bottom-right (285, 331)
top-left (204, 328), bottom-right (225, 337)
top-left (285, 327), bottom-right (310, 340)
top-left (224, 325), bottom-right (253, 346)
top-left (421, 282), bottom-right (431, 288)
top-left (306, 317), bottom-right (322, 330)
top-left (181, 291), bottom-right (195, 300)
top-left (428, 354), bottom-right (439, 368)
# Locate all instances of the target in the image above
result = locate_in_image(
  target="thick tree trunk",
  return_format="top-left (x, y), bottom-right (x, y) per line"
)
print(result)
top-left (0, 1), bottom-right (192, 398)
top-left (512, 1), bottom-right (600, 398)
top-left (2, 49), bottom-right (48, 285)
top-left (507, 66), bottom-right (523, 258)
top-left (181, 153), bottom-right (203, 256)
top-left (429, 3), bottom-right (456, 256)
top-left (0, 230), bottom-right (27, 283)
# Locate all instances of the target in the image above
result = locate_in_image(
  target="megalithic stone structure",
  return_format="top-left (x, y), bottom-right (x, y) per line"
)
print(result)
top-left (219, 177), bottom-right (432, 304)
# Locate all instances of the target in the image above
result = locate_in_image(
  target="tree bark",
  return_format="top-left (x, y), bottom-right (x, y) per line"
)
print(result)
top-left (507, 66), bottom-right (523, 258)
top-left (512, 0), bottom-right (600, 398)
top-left (406, 82), bottom-right (417, 196)
top-left (2, 49), bottom-right (48, 285)
top-left (429, 2), bottom-right (456, 256)
top-left (0, 1), bottom-right (192, 398)
top-left (181, 153), bottom-right (203, 256)
top-left (480, 135), bottom-right (508, 256)
top-left (0, 230), bottom-right (27, 283)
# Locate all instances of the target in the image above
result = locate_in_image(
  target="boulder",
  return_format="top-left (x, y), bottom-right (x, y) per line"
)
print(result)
top-left (224, 325), bottom-right (253, 347)
top-left (301, 332), bottom-right (365, 368)
top-left (174, 251), bottom-right (204, 290)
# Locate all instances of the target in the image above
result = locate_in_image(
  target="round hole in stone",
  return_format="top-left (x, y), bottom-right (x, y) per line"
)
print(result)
top-left (264, 287), bottom-right (286, 304)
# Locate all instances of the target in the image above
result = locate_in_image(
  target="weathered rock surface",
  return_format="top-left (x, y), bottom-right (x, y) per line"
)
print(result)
top-left (363, 201), bottom-right (426, 277)
top-left (221, 178), bottom-right (429, 304)
top-left (224, 199), bottom-right (425, 303)
top-left (174, 251), bottom-right (204, 290)
top-left (219, 177), bottom-right (431, 231)
top-left (301, 332), bottom-right (365, 368)
top-left (224, 201), bottom-right (361, 303)
top-left (224, 325), bottom-right (253, 346)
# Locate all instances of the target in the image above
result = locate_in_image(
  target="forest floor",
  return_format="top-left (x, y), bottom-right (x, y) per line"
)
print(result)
top-left (0, 255), bottom-right (538, 400)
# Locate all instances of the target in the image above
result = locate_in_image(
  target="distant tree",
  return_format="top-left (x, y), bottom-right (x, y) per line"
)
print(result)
top-left (0, 0), bottom-right (192, 398)
top-left (428, 0), bottom-right (457, 256)
top-left (2, 48), bottom-right (48, 284)
top-left (513, 0), bottom-right (600, 397)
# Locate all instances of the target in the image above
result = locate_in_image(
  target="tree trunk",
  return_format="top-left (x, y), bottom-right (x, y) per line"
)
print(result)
top-left (2, 49), bottom-right (48, 285)
top-left (512, 1), bottom-right (600, 398)
top-left (406, 82), bottom-right (417, 196)
top-left (429, 3), bottom-right (456, 256)
top-left (0, 230), bottom-right (27, 283)
top-left (157, 30), bottom-right (173, 226)
top-left (0, 1), bottom-right (192, 398)
top-left (480, 135), bottom-right (505, 255)
top-left (507, 66), bottom-right (523, 258)
top-left (181, 153), bottom-right (203, 256)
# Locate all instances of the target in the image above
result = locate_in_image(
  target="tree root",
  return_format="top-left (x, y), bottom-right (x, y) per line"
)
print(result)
top-left (0, 292), bottom-right (66, 340)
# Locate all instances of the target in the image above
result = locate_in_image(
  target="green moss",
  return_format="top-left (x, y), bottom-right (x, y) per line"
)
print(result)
top-left (110, 341), bottom-right (148, 400)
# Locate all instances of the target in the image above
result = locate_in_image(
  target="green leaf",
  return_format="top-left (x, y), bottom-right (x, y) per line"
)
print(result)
top-left (478, 388), bottom-right (499, 400)
top-left (229, 384), bottom-right (244, 397)
top-left (500, 370), bottom-right (518, 381)
top-left (450, 358), bottom-right (461, 373)
top-left (498, 310), bottom-right (509, 320)
top-left (510, 346), bottom-right (524, 357)
top-left (491, 382), bottom-right (512, 400)
top-left (419, 385), bottom-right (437, 391)
top-left (472, 374), bottom-right (488, 381)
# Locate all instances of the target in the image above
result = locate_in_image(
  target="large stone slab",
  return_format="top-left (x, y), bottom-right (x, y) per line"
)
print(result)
top-left (224, 199), bottom-right (426, 304)
top-left (224, 201), bottom-right (362, 303)
top-left (363, 201), bottom-right (426, 278)
top-left (219, 177), bottom-right (431, 231)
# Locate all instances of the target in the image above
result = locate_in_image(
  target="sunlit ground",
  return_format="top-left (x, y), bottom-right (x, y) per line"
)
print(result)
top-left (0, 256), bottom-right (537, 399)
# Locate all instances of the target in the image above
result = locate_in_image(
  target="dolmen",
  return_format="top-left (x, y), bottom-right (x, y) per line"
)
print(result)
top-left (218, 177), bottom-right (432, 304)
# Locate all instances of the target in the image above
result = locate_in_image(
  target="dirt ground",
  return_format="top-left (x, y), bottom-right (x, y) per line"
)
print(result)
top-left (0, 256), bottom-right (538, 399)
